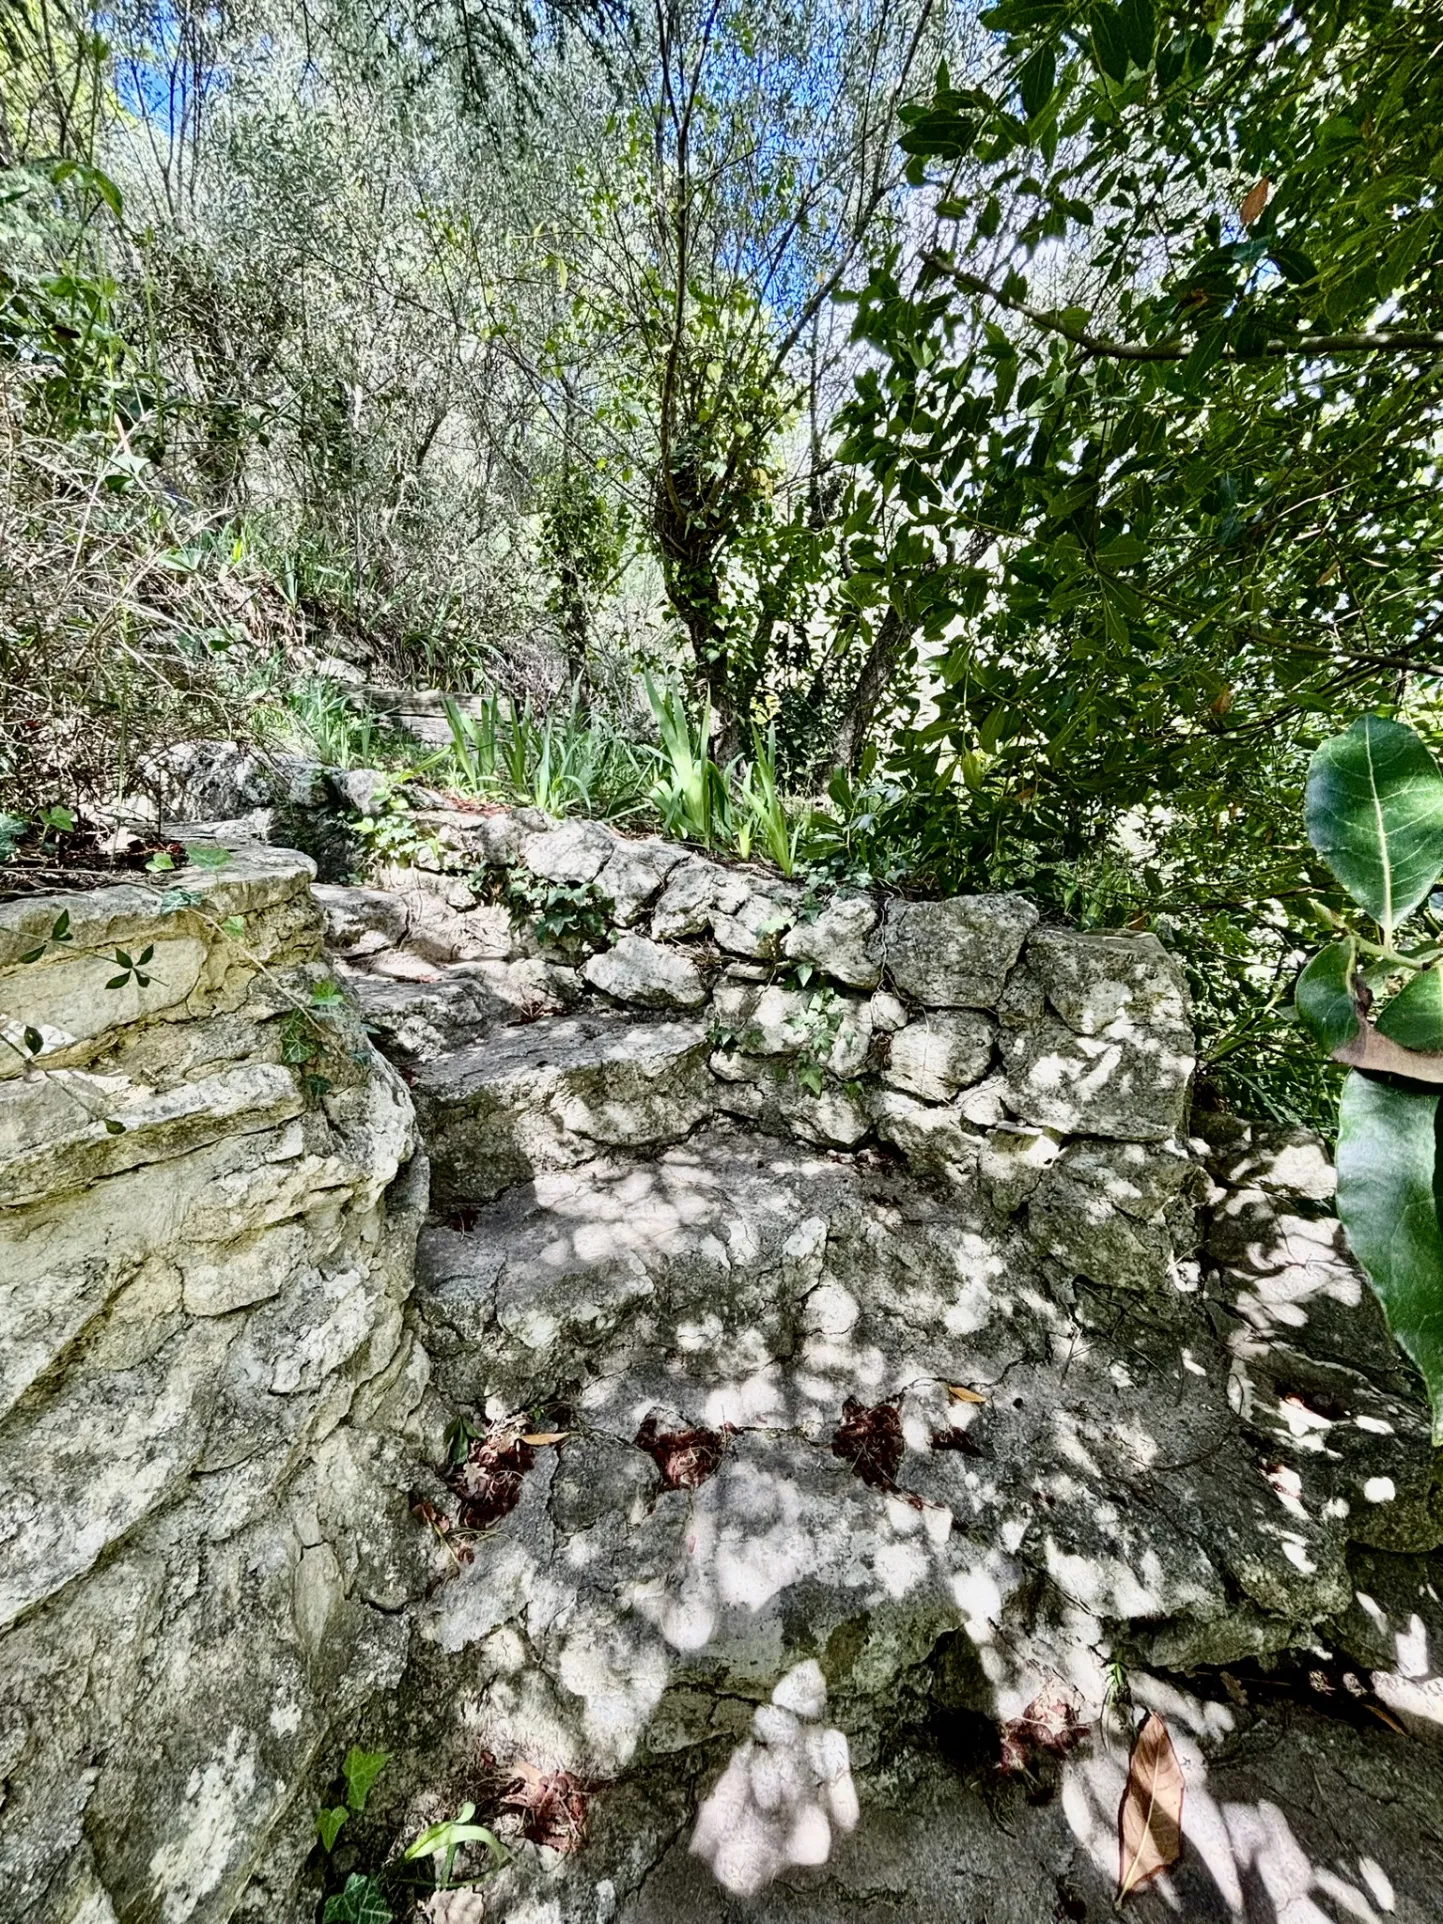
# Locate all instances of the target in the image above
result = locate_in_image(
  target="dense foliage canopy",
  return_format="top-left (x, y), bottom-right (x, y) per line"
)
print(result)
top-left (2, 0), bottom-right (1441, 1124)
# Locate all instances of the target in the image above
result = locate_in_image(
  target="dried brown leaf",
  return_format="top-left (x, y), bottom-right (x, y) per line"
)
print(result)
top-left (831, 1398), bottom-right (905, 1490)
top-left (1117, 1712), bottom-right (1184, 1903)
top-left (947, 1384), bottom-right (987, 1404)
top-left (1240, 176), bottom-right (1271, 225)
top-left (520, 1431), bottom-right (570, 1446)
top-left (635, 1415), bottom-right (728, 1489)
top-left (499, 1761), bottom-right (594, 1853)
top-left (998, 1694), bottom-right (1089, 1776)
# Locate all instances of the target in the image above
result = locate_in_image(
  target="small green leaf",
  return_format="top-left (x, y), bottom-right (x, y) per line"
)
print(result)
top-left (316, 1806), bottom-right (349, 1852)
top-left (52, 911), bottom-right (71, 939)
top-left (145, 850), bottom-right (176, 873)
top-left (1295, 942), bottom-right (1358, 1053)
top-left (343, 1746), bottom-right (389, 1814)
top-left (19, 947), bottom-right (45, 964)
top-left (1305, 717), bottom-right (1443, 936)
top-left (1336, 1072), bottom-right (1443, 1443)
top-left (1090, 2), bottom-right (1132, 82)
top-left (106, 973), bottom-right (131, 989)
top-left (403, 1815), bottom-right (506, 1866)
top-left (137, 945), bottom-right (154, 965)
top-left (220, 915), bottom-right (246, 939)
top-left (103, 1118), bottom-right (126, 1135)
top-left (1376, 967), bottom-right (1443, 1053)
top-left (22, 1026), bottom-right (43, 1054)
top-left (186, 844), bottom-right (232, 871)
top-left (322, 1873), bottom-right (392, 1924)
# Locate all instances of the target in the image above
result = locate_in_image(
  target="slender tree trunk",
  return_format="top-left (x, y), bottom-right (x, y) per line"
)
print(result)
top-left (832, 603), bottom-right (908, 774)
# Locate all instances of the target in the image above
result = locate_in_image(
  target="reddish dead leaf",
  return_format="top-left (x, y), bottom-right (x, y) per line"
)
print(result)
top-left (1117, 1711), bottom-right (1184, 1902)
top-left (635, 1415), bottom-right (728, 1489)
top-left (998, 1694), bottom-right (1089, 1776)
top-left (1239, 175), bottom-right (1271, 226)
top-left (832, 1398), bottom-right (904, 1490)
top-left (443, 1426), bottom-right (536, 1531)
top-left (500, 1761), bottom-right (594, 1853)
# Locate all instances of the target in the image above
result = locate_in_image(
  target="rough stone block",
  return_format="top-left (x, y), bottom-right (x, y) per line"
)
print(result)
top-left (584, 935), bottom-right (708, 1010)
top-left (883, 1012), bottom-right (994, 1102)
top-left (884, 895), bottom-right (1038, 1007)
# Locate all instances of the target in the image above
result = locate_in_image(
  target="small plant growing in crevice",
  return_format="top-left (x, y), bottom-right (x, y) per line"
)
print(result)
top-left (316, 1746), bottom-right (505, 1921)
top-left (502, 869), bottom-right (610, 955)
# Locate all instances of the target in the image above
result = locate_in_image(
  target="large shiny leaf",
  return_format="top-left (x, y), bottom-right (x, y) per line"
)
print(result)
top-left (1305, 716), bottom-right (1443, 935)
top-left (1377, 966), bottom-right (1443, 1052)
top-left (1336, 1071), bottom-right (1443, 1443)
top-left (1294, 941), bottom-right (1357, 1052)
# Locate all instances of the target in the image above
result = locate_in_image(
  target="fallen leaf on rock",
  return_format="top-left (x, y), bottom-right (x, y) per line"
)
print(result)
top-left (499, 1761), bottom-right (594, 1853)
top-left (1117, 1711), bottom-right (1184, 1903)
top-left (520, 1431), bottom-right (570, 1446)
top-left (998, 1693), bottom-right (1089, 1775)
top-left (443, 1425), bottom-right (536, 1531)
top-left (832, 1398), bottom-right (904, 1490)
top-left (947, 1384), bottom-right (987, 1404)
top-left (635, 1414), bottom-right (728, 1489)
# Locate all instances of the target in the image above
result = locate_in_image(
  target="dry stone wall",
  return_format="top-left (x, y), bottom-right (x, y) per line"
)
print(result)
top-left (317, 808), bottom-right (1199, 1282)
top-left (0, 848), bottom-right (429, 1924)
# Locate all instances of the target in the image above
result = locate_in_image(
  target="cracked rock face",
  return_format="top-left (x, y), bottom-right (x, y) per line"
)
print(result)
top-left (0, 850), bottom-right (430, 1924)
top-left (359, 1118), bottom-right (1441, 1924)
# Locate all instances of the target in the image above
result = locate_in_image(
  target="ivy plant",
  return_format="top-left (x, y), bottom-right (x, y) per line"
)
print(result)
top-left (1294, 715), bottom-right (1443, 1441)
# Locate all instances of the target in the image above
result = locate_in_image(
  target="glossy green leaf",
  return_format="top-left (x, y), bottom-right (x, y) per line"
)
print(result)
top-left (1336, 1071), bottom-right (1443, 1443)
top-left (1090, 3), bottom-right (1131, 82)
top-left (1119, 0), bottom-right (1155, 67)
top-left (1295, 942), bottom-right (1357, 1052)
top-left (316, 1806), bottom-right (348, 1852)
top-left (1376, 967), bottom-right (1443, 1053)
top-left (1304, 716), bottom-right (1443, 935)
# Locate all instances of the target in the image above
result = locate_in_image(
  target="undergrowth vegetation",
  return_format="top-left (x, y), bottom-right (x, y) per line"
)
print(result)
top-left (3, 0), bottom-right (1442, 1132)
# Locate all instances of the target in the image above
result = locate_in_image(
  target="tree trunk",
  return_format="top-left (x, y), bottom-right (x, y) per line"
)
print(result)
top-left (832, 603), bottom-right (909, 774)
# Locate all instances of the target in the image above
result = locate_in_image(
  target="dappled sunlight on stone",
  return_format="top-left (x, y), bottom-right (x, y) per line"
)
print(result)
top-left (690, 1662), bottom-right (858, 1898)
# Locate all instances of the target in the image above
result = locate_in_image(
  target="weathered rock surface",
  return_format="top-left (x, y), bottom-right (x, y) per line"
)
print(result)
top-left (413, 1013), bottom-right (715, 1206)
top-left (345, 1116), bottom-right (1440, 1924)
top-left (885, 894), bottom-right (1039, 1006)
top-left (7, 803), bottom-right (1440, 1924)
top-left (0, 853), bottom-right (430, 1924)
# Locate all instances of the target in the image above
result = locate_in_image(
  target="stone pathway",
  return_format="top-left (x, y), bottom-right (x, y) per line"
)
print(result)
top-left (281, 810), bottom-right (1443, 1924)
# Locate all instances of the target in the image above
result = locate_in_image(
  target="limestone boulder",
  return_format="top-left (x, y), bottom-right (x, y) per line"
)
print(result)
top-left (0, 863), bottom-right (429, 1924)
top-left (1001, 929), bottom-right (1194, 1140)
top-left (412, 1012), bottom-right (715, 1206)
top-left (784, 895), bottom-right (883, 990)
top-left (584, 935), bottom-right (708, 1010)
top-left (597, 837), bottom-right (688, 926)
top-left (884, 895), bottom-right (1038, 1007)
top-left (882, 1011), bottom-right (994, 1102)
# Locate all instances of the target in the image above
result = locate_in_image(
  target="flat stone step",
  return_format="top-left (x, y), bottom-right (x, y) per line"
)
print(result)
top-left (412, 1012), bottom-right (715, 1205)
